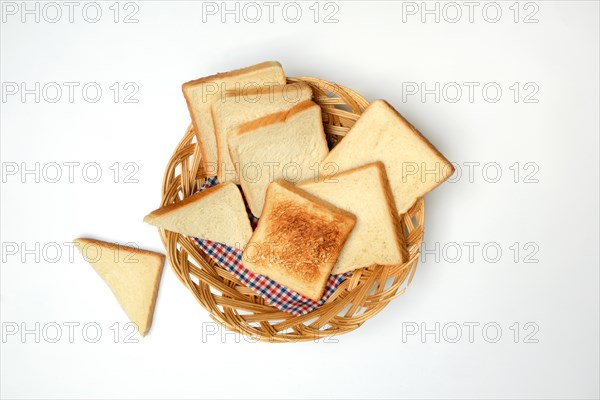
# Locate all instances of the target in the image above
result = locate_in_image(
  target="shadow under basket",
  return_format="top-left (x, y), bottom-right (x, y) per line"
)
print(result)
top-left (157, 77), bottom-right (425, 342)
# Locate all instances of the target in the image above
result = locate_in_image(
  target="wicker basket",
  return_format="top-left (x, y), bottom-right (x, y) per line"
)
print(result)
top-left (157, 77), bottom-right (425, 342)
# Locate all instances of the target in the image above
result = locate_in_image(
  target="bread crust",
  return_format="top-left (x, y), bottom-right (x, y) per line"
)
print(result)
top-left (219, 81), bottom-right (312, 100)
top-left (275, 180), bottom-right (357, 223)
top-left (236, 100), bottom-right (318, 135)
top-left (143, 182), bottom-right (235, 220)
top-left (182, 93), bottom-right (213, 171)
top-left (74, 237), bottom-right (166, 263)
top-left (210, 105), bottom-right (227, 181)
top-left (182, 61), bottom-right (283, 89)
top-left (373, 162), bottom-right (409, 263)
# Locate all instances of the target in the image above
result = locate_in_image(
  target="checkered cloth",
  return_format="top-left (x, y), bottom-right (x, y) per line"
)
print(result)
top-left (193, 177), bottom-right (348, 316)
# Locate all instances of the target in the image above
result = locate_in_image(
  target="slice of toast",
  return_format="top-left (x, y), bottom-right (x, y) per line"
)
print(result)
top-left (143, 182), bottom-right (252, 249)
top-left (212, 82), bottom-right (313, 184)
top-left (74, 238), bottom-right (165, 336)
top-left (228, 100), bottom-right (328, 217)
top-left (321, 100), bottom-right (455, 213)
top-left (242, 181), bottom-right (356, 301)
top-left (182, 61), bottom-right (286, 174)
top-left (298, 162), bottom-right (406, 274)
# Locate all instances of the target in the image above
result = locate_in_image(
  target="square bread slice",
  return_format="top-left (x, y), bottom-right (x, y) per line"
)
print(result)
top-left (228, 100), bottom-right (328, 217)
top-left (212, 82), bottom-right (313, 184)
top-left (74, 238), bottom-right (165, 336)
top-left (182, 61), bottom-right (286, 174)
top-left (298, 162), bottom-right (406, 274)
top-left (321, 99), bottom-right (455, 213)
top-left (143, 182), bottom-right (252, 249)
top-left (242, 181), bottom-right (356, 301)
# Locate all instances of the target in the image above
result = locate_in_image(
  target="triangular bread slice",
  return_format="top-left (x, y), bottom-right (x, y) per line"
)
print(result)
top-left (228, 100), bottom-right (329, 217)
top-left (243, 181), bottom-right (356, 301)
top-left (143, 182), bottom-right (252, 249)
top-left (298, 162), bottom-right (406, 274)
top-left (212, 82), bottom-right (313, 184)
top-left (182, 61), bottom-right (286, 174)
top-left (321, 100), bottom-right (455, 213)
top-left (74, 238), bottom-right (165, 336)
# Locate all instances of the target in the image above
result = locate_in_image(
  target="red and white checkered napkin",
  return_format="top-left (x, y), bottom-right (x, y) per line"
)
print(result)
top-left (193, 177), bottom-right (348, 316)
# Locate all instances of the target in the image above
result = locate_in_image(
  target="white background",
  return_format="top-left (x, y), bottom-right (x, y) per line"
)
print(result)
top-left (1, 1), bottom-right (599, 399)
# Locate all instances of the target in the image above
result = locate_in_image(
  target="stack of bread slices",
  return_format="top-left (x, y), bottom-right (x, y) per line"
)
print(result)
top-left (144, 61), bottom-right (454, 302)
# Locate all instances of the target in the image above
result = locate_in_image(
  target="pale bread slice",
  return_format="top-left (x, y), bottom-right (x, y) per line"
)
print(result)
top-left (321, 99), bottom-right (455, 213)
top-left (298, 162), bottom-right (406, 274)
top-left (212, 82), bottom-right (313, 184)
top-left (74, 238), bottom-right (165, 336)
top-left (182, 61), bottom-right (286, 174)
top-left (242, 181), bottom-right (356, 301)
top-left (143, 182), bottom-right (252, 249)
top-left (228, 100), bottom-right (328, 217)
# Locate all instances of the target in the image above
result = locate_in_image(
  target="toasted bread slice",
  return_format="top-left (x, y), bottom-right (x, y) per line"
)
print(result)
top-left (228, 100), bottom-right (328, 217)
top-left (243, 181), bottom-right (356, 301)
top-left (182, 61), bottom-right (286, 173)
top-left (298, 162), bottom-right (406, 274)
top-left (74, 238), bottom-right (165, 336)
top-left (321, 100), bottom-right (455, 213)
top-left (212, 82), bottom-right (313, 184)
top-left (143, 182), bottom-right (252, 249)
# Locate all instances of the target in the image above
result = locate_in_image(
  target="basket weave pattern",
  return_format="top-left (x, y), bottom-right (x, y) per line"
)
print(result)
top-left (158, 77), bottom-right (425, 342)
